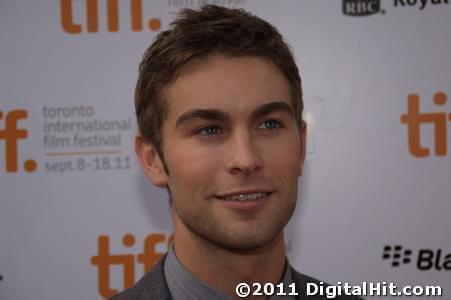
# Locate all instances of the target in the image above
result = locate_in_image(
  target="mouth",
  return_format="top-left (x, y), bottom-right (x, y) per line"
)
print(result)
top-left (215, 190), bottom-right (274, 210)
top-left (217, 192), bottom-right (271, 201)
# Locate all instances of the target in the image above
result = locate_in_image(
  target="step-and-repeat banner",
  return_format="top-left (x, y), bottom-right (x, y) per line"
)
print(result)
top-left (1, 1), bottom-right (450, 299)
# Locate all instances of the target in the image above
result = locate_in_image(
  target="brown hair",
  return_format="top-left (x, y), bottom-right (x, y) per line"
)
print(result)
top-left (135, 5), bottom-right (303, 155)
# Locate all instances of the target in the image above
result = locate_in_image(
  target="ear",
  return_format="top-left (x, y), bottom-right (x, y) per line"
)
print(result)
top-left (298, 120), bottom-right (307, 176)
top-left (135, 135), bottom-right (169, 187)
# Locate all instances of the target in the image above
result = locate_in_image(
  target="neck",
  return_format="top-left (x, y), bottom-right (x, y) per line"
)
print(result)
top-left (172, 213), bottom-right (286, 299)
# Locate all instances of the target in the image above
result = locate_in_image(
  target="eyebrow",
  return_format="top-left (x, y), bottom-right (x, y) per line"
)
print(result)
top-left (250, 101), bottom-right (295, 120)
top-left (175, 108), bottom-right (230, 128)
top-left (174, 101), bottom-right (294, 129)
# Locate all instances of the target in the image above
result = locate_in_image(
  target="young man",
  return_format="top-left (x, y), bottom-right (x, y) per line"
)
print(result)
top-left (113, 5), bottom-right (361, 300)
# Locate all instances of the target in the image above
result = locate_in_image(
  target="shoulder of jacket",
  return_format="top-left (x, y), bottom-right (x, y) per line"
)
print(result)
top-left (109, 254), bottom-right (171, 300)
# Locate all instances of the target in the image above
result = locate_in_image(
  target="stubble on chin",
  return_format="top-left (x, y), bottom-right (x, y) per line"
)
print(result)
top-left (173, 195), bottom-right (297, 253)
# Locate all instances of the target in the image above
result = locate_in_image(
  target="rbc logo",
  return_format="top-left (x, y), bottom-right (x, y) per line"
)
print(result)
top-left (0, 109), bottom-right (37, 173)
top-left (401, 92), bottom-right (450, 157)
top-left (343, 0), bottom-right (381, 16)
top-left (60, 0), bottom-right (161, 34)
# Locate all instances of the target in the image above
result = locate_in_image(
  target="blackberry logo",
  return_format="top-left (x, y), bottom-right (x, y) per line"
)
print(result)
top-left (343, 0), bottom-right (381, 16)
top-left (382, 245), bottom-right (451, 271)
top-left (383, 245), bottom-right (412, 267)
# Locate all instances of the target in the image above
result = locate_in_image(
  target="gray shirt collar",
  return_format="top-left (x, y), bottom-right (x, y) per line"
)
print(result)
top-left (164, 247), bottom-right (295, 300)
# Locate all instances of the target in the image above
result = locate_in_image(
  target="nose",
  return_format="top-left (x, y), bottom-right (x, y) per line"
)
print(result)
top-left (226, 130), bottom-right (264, 176)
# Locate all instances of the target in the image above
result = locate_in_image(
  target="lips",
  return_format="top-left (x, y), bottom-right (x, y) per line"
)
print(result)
top-left (215, 190), bottom-right (274, 210)
top-left (220, 192), bottom-right (270, 201)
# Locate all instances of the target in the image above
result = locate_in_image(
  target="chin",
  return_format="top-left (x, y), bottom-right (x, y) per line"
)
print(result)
top-left (203, 224), bottom-right (285, 253)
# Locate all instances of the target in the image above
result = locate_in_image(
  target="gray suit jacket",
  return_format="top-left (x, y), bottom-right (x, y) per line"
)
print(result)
top-left (110, 255), bottom-right (363, 300)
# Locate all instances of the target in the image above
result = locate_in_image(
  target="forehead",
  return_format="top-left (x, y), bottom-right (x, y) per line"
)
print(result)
top-left (163, 55), bottom-right (292, 119)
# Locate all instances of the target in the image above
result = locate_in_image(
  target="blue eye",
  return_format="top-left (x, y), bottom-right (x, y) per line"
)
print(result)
top-left (259, 120), bottom-right (281, 130)
top-left (197, 126), bottom-right (222, 136)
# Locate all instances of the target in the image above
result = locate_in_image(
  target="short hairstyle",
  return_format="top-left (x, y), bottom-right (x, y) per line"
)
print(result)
top-left (135, 5), bottom-right (303, 155)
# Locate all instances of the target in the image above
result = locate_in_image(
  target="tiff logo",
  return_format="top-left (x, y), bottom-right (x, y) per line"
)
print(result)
top-left (0, 109), bottom-right (37, 173)
top-left (401, 92), bottom-right (451, 157)
top-left (91, 233), bottom-right (172, 298)
top-left (60, 0), bottom-right (161, 34)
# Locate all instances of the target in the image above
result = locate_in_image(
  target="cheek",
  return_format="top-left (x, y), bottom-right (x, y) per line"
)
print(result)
top-left (165, 143), bottom-right (220, 191)
top-left (261, 138), bottom-right (301, 175)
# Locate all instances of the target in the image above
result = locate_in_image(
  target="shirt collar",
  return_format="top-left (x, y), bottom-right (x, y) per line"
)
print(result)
top-left (164, 247), bottom-right (295, 300)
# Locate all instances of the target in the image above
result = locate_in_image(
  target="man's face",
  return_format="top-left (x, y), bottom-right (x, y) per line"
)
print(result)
top-left (145, 55), bottom-right (306, 251)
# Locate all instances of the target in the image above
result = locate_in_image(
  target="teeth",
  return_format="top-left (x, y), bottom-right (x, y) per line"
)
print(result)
top-left (224, 192), bottom-right (268, 201)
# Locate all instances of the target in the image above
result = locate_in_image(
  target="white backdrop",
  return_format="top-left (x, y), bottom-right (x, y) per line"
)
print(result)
top-left (1, 1), bottom-right (450, 299)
